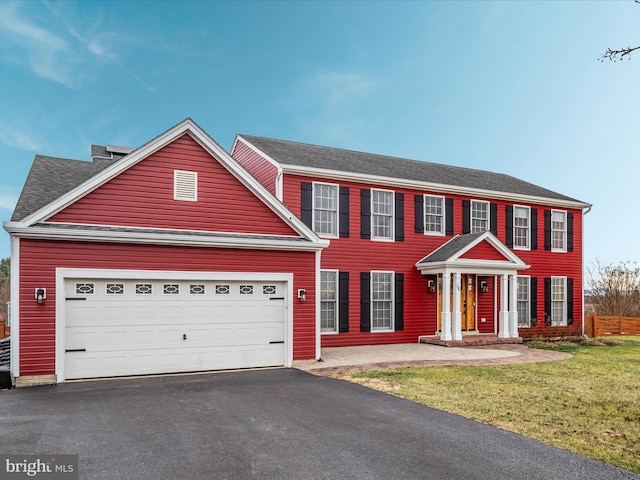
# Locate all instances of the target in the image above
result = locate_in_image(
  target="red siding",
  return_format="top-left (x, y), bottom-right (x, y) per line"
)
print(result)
top-left (18, 239), bottom-right (317, 376)
top-left (476, 277), bottom-right (496, 333)
top-left (282, 174), bottom-right (584, 347)
top-left (231, 139), bottom-right (279, 196)
top-left (460, 241), bottom-right (508, 261)
top-left (47, 135), bottom-right (296, 236)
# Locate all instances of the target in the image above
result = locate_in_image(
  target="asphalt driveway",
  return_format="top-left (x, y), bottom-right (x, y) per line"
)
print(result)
top-left (0, 369), bottom-right (636, 480)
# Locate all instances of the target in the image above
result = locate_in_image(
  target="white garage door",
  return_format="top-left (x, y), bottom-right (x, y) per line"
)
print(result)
top-left (64, 278), bottom-right (286, 380)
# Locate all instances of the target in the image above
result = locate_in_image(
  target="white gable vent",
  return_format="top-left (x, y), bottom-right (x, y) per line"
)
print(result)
top-left (174, 170), bottom-right (198, 201)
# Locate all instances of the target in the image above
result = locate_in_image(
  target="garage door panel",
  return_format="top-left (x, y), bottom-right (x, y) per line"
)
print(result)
top-left (64, 278), bottom-right (287, 379)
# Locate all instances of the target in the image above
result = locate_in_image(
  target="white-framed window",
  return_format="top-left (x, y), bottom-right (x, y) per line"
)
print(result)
top-left (517, 276), bottom-right (530, 327)
top-left (313, 182), bottom-right (338, 237)
top-left (320, 270), bottom-right (338, 333)
top-left (551, 210), bottom-right (567, 252)
top-left (371, 271), bottom-right (394, 331)
top-left (551, 276), bottom-right (567, 326)
top-left (513, 205), bottom-right (530, 249)
top-left (174, 170), bottom-right (198, 202)
top-left (372, 189), bottom-right (394, 241)
top-left (471, 200), bottom-right (489, 233)
top-left (424, 195), bottom-right (445, 235)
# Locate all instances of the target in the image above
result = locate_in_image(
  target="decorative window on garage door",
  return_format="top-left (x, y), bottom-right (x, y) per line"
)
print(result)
top-left (106, 283), bottom-right (124, 295)
top-left (215, 284), bottom-right (230, 295)
top-left (76, 283), bottom-right (95, 295)
top-left (263, 285), bottom-right (277, 295)
top-left (239, 285), bottom-right (254, 295)
top-left (190, 284), bottom-right (206, 295)
top-left (135, 283), bottom-right (153, 295)
top-left (163, 284), bottom-right (180, 295)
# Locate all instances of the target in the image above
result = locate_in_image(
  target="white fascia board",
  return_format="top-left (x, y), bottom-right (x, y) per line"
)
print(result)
top-left (416, 259), bottom-right (529, 275)
top-left (281, 164), bottom-right (592, 210)
top-left (3, 222), bottom-right (329, 252)
top-left (9, 235), bottom-right (19, 378)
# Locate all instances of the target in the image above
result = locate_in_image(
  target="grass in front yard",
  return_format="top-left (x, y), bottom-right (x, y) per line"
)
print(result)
top-left (338, 337), bottom-right (640, 474)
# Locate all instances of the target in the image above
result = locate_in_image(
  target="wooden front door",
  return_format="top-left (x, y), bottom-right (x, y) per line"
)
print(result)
top-left (437, 274), bottom-right (476, 331)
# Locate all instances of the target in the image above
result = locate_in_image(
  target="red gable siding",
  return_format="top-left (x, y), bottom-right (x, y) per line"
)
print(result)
top-left (232, 139), bottom-right (279, 196)
top-left (47, 135), bottom-right (296, 236)
top-left (459, 241), bottom-right (508, 261)
top-left (17, 239), bottom-right (317, 376)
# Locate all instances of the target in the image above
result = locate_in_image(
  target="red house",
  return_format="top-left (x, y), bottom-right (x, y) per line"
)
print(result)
top-left (231, 134), bottom-right (590, 349)
top-left (4, 119), bottom-right (590, 386)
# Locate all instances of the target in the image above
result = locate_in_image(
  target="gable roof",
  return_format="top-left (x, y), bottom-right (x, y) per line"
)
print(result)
top-left (6, 119), bottom-right (327, 251)
top-left (237, 135), bottom-right (589, 208)
top-left (416, 231), bottom-right (528, 274)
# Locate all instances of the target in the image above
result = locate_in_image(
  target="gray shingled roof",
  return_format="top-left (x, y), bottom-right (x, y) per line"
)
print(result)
top-left (240, 135), bottom-right (584, 204)
top-left (11, 155), bottom-right (117, 221)
top-left (417, 233), bottom-right (486, 264)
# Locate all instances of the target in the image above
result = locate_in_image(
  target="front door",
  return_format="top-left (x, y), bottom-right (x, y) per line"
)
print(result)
top-left (437, 274), bottom-right (476, 332)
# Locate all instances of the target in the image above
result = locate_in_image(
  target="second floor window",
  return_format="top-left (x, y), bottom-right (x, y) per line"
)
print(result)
top-left (372, 189), bottom-right (394, 240)
top-left (551, 210), bottom-right (567, 252)
top-left (514, 206), bottom-right (530, 249)
top-left (313, 183), bottom-right (338, 236)
top-left (471, 200), bottom-right (489, 233)
top-left (424, 195), bottom-right (445, 235)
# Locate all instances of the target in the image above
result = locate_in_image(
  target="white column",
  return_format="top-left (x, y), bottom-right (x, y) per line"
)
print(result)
top-left (509, 274), bottom-right (519, 338)
top-left (498, 273), bottom-right (509, 338)
top-left (440, 272), bottom-right (452, 341)
top-left (451, 272), bottom-right (462, 341)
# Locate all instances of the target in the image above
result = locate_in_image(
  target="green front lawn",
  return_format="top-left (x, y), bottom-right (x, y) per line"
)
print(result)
top-left (338, 337), bottom-right (640, 474)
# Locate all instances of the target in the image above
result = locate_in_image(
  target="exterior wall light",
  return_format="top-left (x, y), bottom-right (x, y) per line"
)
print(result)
top-left (297, 289), bottom-right (307, 302)
top-left (480, 281), bottom-right (489, 294)
top-left (35, 288), bottom-right (46, 304)
top-left (427, 280), bottom-right (436, 293)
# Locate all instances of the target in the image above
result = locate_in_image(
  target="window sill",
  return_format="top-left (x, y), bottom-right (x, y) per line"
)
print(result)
top-left (320, 330), bottom-right (339, 335)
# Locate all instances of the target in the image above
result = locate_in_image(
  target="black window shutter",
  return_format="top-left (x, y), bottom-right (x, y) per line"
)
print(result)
top-left (505, 205), bottom-right (514, 248)
top-left (530, 277), bottom-right (538, 321)
top-left (567, 212), bottom-right (574, 252)
top-left (338, 272), bottom-right (350, 333)
top-left (301, 182), bottom-right (313, 228)
top-left (531, 208), bottom-right (538, 250)
top-left (544, 277), bottom-right (551, 323)
top-left (360, 189), bottom-right (371, 239)
top-left (414, 195), bottom-right (424, 234)
top-left (339, 186), bottom-right (350, 238)
top-left (544, 210), bottom-right (551, 250)
top-left (395, 193), bottom-right (404, 241)
top-left (394, 273), bottom-right (404, 331)
top-left (567, 278), bottom-right (574, 325)
top-left (490, 203), bottom-right (498, 235)
top-left (462, 200), bottom-right (471, 234)
top-left (445, 198), bottom-right (454, 236)
top-left (360, 272), bottom-right (371, 332)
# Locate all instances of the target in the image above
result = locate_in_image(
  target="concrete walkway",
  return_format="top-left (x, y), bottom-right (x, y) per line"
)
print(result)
top-left (294, 343), bottom-right (573, 375)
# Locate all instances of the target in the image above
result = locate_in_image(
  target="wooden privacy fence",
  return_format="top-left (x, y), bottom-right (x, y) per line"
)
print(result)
top-left (584, 315), bottom-right (640, 337)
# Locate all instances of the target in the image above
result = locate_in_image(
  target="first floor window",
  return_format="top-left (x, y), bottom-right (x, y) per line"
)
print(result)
top-left (424, 195), bottom-right (445, 235)
top-left (471, 200), bottom-right (489, 233)
top-left (551, 277), bottom-right (567, 326)
top-left (320, 271), bottom-right (338, 333)
top-left (517, 277), bottom-right (530, 327)
top-left (371, 272), bottom-right (393, 331)
top-left (372, 189), bottom-right (394, 240)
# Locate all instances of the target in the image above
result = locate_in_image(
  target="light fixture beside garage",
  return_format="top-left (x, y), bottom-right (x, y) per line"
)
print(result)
top-left (297, 289), bottom-right (307, 302)
top-left (35, 288), bottom-right (46, 304)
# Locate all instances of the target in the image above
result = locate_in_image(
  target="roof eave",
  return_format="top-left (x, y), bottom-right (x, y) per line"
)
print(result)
top-left (280, 164), bottom-right (591, 210)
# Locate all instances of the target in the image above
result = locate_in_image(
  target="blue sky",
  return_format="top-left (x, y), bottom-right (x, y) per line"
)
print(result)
top-left (0, 0), bottom-right (639, 267)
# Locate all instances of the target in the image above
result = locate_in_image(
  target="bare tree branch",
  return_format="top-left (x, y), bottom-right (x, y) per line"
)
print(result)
top-left (600, 0), bottom-right (640, 62)
top-left (601, 45), bottom-right (640, 62)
